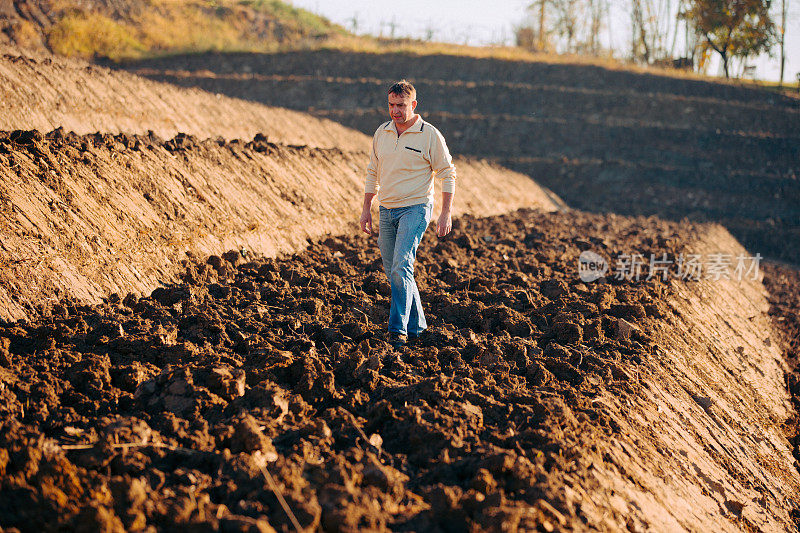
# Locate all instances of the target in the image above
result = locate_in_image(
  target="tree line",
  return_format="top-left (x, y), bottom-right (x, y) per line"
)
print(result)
top-left (515, 0), bottom-right (790, 82)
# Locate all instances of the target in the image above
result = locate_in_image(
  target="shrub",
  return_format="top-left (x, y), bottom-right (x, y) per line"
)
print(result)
top-left (46, 12), bottom-right (145, 60)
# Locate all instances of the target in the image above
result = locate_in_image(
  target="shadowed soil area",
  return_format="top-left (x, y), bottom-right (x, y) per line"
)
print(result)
top-left (123, 49), bottom-right (800, 266)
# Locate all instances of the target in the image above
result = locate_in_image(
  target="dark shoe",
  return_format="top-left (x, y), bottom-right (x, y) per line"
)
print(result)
top-left (387, 332), bottom-right (407, 349)
top-left (407, 330), bottom-right (429, 347)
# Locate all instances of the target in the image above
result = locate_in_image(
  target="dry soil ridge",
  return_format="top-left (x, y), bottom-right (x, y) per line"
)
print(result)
top-left (0, 48), bottom-right (368, 151)
top-left (0, 127), bottom-right (560, 323)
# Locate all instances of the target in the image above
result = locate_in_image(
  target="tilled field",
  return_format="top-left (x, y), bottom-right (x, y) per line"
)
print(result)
top-left (763, 261), bottom-right (800, 476)
top-left (0, 208), bottom-right (788, 531)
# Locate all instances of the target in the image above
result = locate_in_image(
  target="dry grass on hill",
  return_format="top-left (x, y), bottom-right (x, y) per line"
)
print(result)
top-left (4, 0), bottom-right (347, 61)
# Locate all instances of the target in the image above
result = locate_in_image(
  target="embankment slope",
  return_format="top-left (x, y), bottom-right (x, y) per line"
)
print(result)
top-left (0, 128), bottom-right (560, 322)
top-left (0, 48), bottom-right (367, 151)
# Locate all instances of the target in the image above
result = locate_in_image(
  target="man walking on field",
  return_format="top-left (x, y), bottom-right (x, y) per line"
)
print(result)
top-left (359, 79), bottom-right (456, 349)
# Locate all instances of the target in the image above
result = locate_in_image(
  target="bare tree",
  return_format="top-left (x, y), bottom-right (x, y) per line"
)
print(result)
top-left (552, 0), bottom-right (580, 52)
top-left (631, 0), bottom-right (684, 63)
top-left (516, 1), bottom-right (557, 52)
top-left (586, 0), bottom-right (607, 53)
top-left (534, 0), bottom-right (549, 50)
top-left (631, 0), bottom-right (652, 61)
top-left (549, 0), bottom-right (609, 54)
top-left (525, 0), bottom-right (556, 51)
top-left (513, 0), bottom-right (615, 56)
top-left (423, 24), bottom-right (435, 42)
top-left (347, 13), bottom-right (359, 33)
top-left (779, 0), bottom-right (788, 85)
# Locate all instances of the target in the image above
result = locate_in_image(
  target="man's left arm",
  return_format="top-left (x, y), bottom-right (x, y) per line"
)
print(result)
top-left (438, 191), bottom-right (453, 237)
top-left (430, 128), bottom-right (456, 237)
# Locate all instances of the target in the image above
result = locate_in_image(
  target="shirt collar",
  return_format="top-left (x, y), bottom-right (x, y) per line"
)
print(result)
top-left (384, 115), bottom-right (424, 133)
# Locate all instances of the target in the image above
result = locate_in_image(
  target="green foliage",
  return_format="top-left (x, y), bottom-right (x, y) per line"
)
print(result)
top-left (681, 0), bottom-right (776, 77)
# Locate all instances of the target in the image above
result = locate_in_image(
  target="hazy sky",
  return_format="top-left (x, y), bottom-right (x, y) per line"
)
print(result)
top-left (291, 0), bottom-right (799, 83)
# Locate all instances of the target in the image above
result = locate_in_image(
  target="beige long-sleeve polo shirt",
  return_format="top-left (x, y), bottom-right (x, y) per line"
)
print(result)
top-left (364, 116), bottom-right (456, 209)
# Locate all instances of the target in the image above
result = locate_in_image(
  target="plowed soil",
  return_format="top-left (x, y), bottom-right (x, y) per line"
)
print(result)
top-left (2, 207), bottom-right (798, 532)
top-left (2, 44), bottom-right (800, 533)
top-left (763, 260), bottom-right (800, 482)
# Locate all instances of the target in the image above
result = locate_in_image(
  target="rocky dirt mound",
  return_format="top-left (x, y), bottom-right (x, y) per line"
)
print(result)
top-left (1, 208), bottom-right (797, 531)
top-left (0, 128), bottom-right (560, 323)
top-left (0, 50), bottom-right (367, 151)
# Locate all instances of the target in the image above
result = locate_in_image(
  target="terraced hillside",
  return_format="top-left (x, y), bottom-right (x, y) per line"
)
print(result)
top-left (124, 50), bottom-right (800, 265)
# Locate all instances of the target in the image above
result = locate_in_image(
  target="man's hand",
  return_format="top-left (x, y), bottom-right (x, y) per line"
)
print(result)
top-left (360, 193), bottom-right (376, 235)
top-left (438, 191), bottom-right (454, 237)
top-left (360, 209), bottom-right (373, 235)
top-left (437, 209), bottom-right (452, 237)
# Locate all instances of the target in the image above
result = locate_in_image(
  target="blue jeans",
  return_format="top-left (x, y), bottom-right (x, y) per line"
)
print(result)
top-left (378, 202), bottom-right (433, 336)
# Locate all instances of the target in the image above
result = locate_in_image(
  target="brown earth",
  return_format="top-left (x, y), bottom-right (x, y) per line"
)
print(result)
top-left (763, 260), bottom-right (800, 499)
top-left (1, 207), bottom-right (798, 532)
top-left (0, 127), bottom-right (561, 323)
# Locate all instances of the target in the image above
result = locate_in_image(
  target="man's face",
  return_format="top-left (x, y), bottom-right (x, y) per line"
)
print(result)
top-left (388, 92), bottom-right (417, 125)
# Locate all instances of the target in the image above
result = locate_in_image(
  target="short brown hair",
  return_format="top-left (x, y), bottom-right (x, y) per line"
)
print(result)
top-left (388, 79), bottom-right (416, 100)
